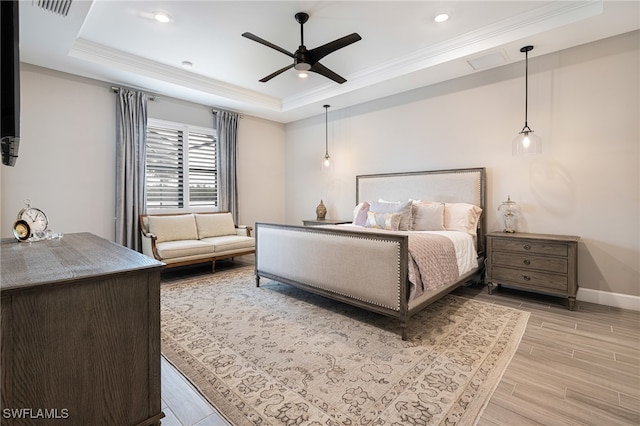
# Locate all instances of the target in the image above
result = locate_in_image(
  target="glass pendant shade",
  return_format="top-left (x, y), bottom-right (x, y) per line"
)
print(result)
top-left (322, 153), bottom-right (332, 170)
top-left (512, 127), bottom-right (542, 155)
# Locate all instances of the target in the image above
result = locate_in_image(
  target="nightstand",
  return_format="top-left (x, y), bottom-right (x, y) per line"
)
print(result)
top-left (486, 232), bottom-right (580, 310)
top-left (302, 218), bottom-right (351, 226)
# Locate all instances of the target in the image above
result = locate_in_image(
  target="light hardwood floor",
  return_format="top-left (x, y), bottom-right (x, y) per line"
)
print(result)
top-left (160, 260), bottom-right (639, 426)
top-left (161, 356), bottom-right (231, 426)
top-left (453, 284), bottom-right (639, 426)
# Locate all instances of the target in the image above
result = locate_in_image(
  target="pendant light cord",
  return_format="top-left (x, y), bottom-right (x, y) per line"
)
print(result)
top-left (520, 46), bottom-right (534, 133)
top-left (324, 104), bottom-right (330, 158)
top-left (524, 48), bottom-right (529, 128)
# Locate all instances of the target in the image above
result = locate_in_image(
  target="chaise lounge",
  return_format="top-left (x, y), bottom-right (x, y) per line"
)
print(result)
top-left (140, 212), bottom-right (255, 270)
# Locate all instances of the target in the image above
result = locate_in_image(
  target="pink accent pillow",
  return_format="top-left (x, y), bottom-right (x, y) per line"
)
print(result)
top-left (352, 202), bottom-right (370, 226)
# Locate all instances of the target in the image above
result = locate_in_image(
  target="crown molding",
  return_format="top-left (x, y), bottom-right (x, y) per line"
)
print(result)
top-left (281, 0), bottom-right (602, 111)
top-left (66, 1), bottom-right (602, 118)
top-left (68, 38), bottom-right (282, 110)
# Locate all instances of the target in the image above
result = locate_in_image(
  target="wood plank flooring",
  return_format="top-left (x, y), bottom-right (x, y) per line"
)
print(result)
top-left (160, 260), bottom-right (639, 425)
top-left (456, 284), bottom-right (640, 426)
top-left (161, 356), bottom-right (231, 426)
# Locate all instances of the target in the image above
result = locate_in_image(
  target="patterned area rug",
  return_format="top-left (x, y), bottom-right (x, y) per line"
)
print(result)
top-left (161, 266), bottom-right (529, 425)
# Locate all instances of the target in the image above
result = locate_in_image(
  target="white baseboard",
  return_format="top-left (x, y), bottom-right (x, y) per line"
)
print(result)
top-left (577, 288), bottom-right (640, 311)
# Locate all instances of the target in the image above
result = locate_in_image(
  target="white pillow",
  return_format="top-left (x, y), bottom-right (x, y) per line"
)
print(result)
top-left (368, 200), bottom-right (412, 230)
top-left (352, 202), bottom-right (370, 226)
top-left (444, 203), bottom-right (483, 235)
top-left (148, 214), bottom-right (198, 243)
top-left (365, 211), bottom-right (401, 231)
top-left (195, 213), bottom-right (237, 238)
top-left (412, 202), bottom-right (445, 231)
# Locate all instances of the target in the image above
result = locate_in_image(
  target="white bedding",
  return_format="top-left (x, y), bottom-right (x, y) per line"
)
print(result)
top-left (414, 230), bottom-right (478, 277)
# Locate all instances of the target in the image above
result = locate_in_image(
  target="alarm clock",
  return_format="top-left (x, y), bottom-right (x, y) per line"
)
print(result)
top-left (14, 200), bottom-right (48, 240)
top-left (12, 219), bottom-right (31, 241)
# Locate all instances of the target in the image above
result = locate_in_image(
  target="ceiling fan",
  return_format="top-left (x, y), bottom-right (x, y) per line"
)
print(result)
top-left (242, 12), bottom-right (361, 84)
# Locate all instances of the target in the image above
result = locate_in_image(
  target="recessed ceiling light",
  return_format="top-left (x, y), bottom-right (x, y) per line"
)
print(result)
top-left (181, 61), bottom-right (193, 69)
top-left (434, 13), bottom-right (449, 23)
top-left (298, 72), bottom-right (309, 79)
top-left (153, 11), bottom-right (172, 23)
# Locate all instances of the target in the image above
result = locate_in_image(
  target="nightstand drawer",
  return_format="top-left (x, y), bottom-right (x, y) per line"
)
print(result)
top-left (492, 266), bottom-right (568, 291)
top-left (492, 252), bottom-right (568, 274)
top-left (492, 238), bottom-right (568, 257)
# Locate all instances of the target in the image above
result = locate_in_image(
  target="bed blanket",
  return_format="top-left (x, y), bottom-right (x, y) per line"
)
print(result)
top-left (320, 225), bottom-right (462, 299)
top-left (407, 233), bottom-right (459, 298)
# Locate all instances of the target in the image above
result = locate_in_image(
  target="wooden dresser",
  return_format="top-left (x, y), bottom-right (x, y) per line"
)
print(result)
top-left (1, 233), bottom-right (165, 425)
top-left (486, 232), bottom-right (580, 310)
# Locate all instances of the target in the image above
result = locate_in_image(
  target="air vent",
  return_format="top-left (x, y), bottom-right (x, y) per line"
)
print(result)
top-left (35, 0), bottom-right (72, 16)
top-left (467, 51), bottom-right (507, 71)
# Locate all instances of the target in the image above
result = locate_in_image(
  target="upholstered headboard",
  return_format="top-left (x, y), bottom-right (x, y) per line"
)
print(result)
top-left (356, 167), bottom-right (486, 255)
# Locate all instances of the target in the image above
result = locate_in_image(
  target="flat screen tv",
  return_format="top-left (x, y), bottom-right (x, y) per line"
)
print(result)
top-left (1, 0), bottom-right (20, 167)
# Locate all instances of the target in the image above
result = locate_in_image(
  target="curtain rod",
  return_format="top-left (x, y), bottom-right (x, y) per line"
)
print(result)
top-left (212, 108), bottom-right (244, 119)
top-left (110, 86), bottom-right (245, 117)
top-left (110, 86), bottom-right (157, 101)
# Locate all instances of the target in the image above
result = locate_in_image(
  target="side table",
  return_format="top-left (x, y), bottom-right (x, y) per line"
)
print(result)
top-left (486, 231), bottom-right (580, 310)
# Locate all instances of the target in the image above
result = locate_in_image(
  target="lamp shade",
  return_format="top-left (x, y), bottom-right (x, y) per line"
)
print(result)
top-left (512, 129), bottom-right (542, 155)
top-left (322, 153), bottom-right (332, 170)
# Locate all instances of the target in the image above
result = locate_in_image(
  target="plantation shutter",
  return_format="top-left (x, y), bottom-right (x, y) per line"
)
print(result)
top-left (145, 120), bottom-right (218, 210)
top-left (188, 131), bottom-right (218, 207)
top-left (146, 126), bottom-right (184, 208)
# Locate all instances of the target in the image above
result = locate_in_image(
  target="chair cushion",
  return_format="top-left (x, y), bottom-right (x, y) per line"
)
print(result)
top-left (195, 213), bottom-right (237, 239)
top-left (148, 214), bottom-right (198, 243)
top-left (156, 240), bottom-right (215, 260)
top-left (200, 235), bottom-right (255, 252)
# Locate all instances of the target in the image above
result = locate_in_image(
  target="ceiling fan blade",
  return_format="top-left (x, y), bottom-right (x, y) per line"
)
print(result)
top-left (259, 63), bottom-right (295, 82)
top-left (309, 62), bottom-right (347, 84)
top-left (242, 32), bottom-right (295, 59)
top-left (309, 33), bottom-right (362, 62)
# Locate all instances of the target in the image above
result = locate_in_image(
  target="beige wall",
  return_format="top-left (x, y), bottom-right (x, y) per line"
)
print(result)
top-left (1, 66), bottom-right (116, 239)
top-left (1, 64), bottom-right (285, 241)
top-left (284, 31), bottom-right (639, 299)
top-left (3, 31), bottom-right (637, 304)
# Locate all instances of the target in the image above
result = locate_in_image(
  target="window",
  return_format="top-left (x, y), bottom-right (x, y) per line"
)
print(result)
top-left (146, 119), bottom-right (217, 211)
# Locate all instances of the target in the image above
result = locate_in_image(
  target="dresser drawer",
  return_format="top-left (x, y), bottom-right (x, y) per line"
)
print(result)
top-left (492, 266), bottom-right (568, 292)
top-left (492, 238), bottom-right (568, 257)
top-left (492, 252), bottom-right (568, 274)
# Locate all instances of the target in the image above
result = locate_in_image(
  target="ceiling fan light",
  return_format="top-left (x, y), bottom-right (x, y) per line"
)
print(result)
top-left (294, 62), bottom-right (311, 71)
top-left (298, 72), bottom-right (309, 79)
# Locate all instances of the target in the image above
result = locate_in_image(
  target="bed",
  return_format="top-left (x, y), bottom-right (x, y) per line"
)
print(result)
top-left (255, 167), bottom-right (486, 340)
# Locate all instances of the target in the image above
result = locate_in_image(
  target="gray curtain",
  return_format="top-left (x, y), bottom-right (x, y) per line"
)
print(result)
top-left (115, 89), bottom-right (148, 251)
top-left (215, 110), bottom-right (239, 222)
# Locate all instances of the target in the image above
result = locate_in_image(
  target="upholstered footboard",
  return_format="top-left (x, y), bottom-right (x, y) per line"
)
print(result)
top-left (256, 222), bottom-right (414, 337)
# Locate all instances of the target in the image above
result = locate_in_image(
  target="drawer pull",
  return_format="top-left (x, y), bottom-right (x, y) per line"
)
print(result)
top-left (523, 259), bottom-right (531, 265)
top-left (523, 244), bottom-right (531, 250)
top-left (523, 275), bottom-right (531, 281)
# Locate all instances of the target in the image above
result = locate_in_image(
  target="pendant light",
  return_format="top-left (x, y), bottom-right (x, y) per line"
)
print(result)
top-left (512, 45), bottom-right (542, 156)
top-left (322, 104), bottom-right (332, 170)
